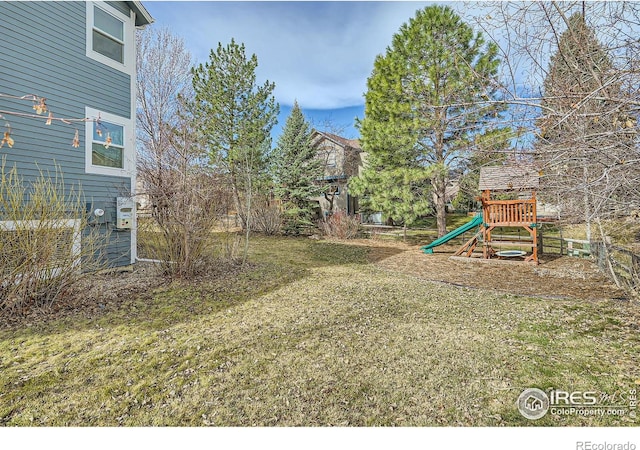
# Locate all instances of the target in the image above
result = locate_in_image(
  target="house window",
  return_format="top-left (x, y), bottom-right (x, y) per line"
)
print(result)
top-left (86, 2), bottom-right (133, 72)
top-left (93, 6), bottom-right (124, 63)
top-left (326, 149), bottom-right (337, 167)
top-left (92, 120), bottom-right (124, 169)
top-left (319, 144), bottom-right (336, 167)
top-left (85, 107), bottom-right (133, 177)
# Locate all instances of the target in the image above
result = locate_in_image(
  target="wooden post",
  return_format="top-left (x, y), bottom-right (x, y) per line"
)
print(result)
top-left (632, 253), bottom-right (640, 290)
top-left (538, 225), bottom-right (544, 256)
top-left (532, 225), bottom-right (538, 263)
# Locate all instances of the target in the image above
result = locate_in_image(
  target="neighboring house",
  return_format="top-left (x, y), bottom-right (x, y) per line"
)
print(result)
top-left (0, 1), bottom-right (153, 267)
top-left (441, 179), bottom-right (460, 213)
top-left (310, 130), bottom-right (364, 217)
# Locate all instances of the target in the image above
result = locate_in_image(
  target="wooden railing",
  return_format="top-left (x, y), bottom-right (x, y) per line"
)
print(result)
top-left (483, 199), bottom-right (536, 226)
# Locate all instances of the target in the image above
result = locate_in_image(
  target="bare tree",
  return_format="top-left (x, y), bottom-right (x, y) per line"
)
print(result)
top-left (470, 2), bottom-right (640, 235)
top-left (136, 26), bottom-right (194, 205)
top-left (0, 93), bottom-right (107, 148)
top-left (140, 104), bottom-right (233, 278)
top-left (136, 27), bottom-right (234, 278)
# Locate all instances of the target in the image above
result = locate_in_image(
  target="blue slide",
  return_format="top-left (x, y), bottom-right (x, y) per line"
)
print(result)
top-left (421, 215), bottom-right (484, 254)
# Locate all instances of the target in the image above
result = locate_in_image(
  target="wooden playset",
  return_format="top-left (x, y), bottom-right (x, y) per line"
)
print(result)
top-left (453, 164), bottom-right (540, 264)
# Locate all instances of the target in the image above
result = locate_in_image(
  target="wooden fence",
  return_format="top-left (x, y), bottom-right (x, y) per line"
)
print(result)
top-left (540, 236), bottom-right (591, 257)
top-left (542, 236), bottom-right (639, 295)
top-left (590, 242), bottom-right (640, 295)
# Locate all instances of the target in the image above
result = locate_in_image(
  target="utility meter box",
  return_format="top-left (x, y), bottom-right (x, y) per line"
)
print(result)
top-left (116, 197), bottom-right (135, 229)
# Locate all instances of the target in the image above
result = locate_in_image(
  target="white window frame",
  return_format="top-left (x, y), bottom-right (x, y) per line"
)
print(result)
top-left (85, 107), bottom-right (134, 177)
top-left (319, 144), bottom-right (337, 167)
top-left (326, 149), bottom-right (337, 167)
top-left (0, 219), bottom-right (82, 278)
top-left (86, 2), bottom-right (135, 74)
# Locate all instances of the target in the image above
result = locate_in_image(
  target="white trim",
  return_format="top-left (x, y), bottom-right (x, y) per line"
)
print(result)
top-left (85, 107), bottom-right (135, 178)
top-left (86, 2), bottom-right (135, 75)
top-left (130, 1), bottom-right (154, 26)
top-left (130, 11), bottom-right (138, 264)
top-left (319, 144), bottom-right (337, 167)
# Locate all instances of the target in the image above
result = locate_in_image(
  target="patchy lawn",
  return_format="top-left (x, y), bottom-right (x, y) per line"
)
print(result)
top-left (0, 236), bottom-right (638, 426)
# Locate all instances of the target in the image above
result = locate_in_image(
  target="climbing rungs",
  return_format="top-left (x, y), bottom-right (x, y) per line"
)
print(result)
top-left (485, 241), bottom-right (536, 248)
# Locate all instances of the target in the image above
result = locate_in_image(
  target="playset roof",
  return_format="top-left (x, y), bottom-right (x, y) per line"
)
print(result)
top-left (478, 164), bottom-right (539, 191)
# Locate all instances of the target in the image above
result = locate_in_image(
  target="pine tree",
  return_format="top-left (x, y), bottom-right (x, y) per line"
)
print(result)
top-left (190, 39), bottom-right (279, 230)
top-left (272, 101), bottom-right (322, 234)
top-left (540, 13), bottom-right (615, 142)
top-left (353, 5), bottom-right (503, 236)
top-left (537, 13), bottom-right (637, 235)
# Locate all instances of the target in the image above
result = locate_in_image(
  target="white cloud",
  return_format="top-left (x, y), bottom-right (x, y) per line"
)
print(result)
top-left (145, 1), bottom-right (435, 109)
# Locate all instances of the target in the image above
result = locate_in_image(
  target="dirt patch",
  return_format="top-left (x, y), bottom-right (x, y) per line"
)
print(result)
top-left (352, 238), bottom-right (628, 300)
top-left (0, 262), bottom-right (167, 329)
top-left (0, 259), bottom-right (256, 330)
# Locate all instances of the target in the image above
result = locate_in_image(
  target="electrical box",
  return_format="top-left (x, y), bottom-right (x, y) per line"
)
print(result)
top-left (116, 197), bottom-right (135, 229)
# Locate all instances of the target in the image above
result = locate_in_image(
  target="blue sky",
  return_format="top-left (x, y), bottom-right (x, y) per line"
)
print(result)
top-left (142, 1), bottom-right (448, 139)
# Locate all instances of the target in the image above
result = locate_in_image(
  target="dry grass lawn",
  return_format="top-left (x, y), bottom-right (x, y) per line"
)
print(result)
top-left (0, 236), bottom-right (638, 426)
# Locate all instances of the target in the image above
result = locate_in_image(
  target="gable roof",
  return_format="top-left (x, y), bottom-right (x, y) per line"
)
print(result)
top-left (312, 130), bottom-right (361, 150)
top-left (479, 164), bottom-right (539, 191)
top-left (127, 1), bottom-right (154, 27)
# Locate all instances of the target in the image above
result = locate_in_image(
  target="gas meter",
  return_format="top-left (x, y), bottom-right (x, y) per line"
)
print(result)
top-left (116, 197), bottom-right (135, 229)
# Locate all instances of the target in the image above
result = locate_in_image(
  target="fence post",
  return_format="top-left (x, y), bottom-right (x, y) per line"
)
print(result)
top-left (538, 226), bottom-right (544, 255)
top-left (632, 254), bottom-right (640, 291)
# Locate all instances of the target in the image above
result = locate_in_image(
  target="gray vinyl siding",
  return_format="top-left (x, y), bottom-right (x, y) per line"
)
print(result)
top-left (0, 1), bottom-right (135, 267)
top-left (107, 1), bottom-right (131, 16)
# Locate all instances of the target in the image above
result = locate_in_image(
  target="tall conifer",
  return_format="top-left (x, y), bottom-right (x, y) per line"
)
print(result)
top-left (352, 5), bottom-right (503, 236)
top-left (272, 101), bottom-right (322, 234)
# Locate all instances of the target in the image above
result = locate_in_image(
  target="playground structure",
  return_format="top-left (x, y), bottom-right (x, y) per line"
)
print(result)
top-left (422, 164), bottom-right (540, 264)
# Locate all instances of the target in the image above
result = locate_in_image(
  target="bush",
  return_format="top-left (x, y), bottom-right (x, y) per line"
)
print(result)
top-left (281, 204), bottom-right (316, 236)
top-left (0, 163), bottom-right (108, 315)
top-left (318, 211), bottom-right (362, 239)
top-left (251, 196), bottom-right (282, 235)
top-left (138, 169), bottom-right (229, 279)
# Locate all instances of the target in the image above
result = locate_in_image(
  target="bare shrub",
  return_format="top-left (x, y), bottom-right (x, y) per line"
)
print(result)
top-left (251, 195), bottom-right (282, 235)
top-left (136, 27), bottom-right (243, 276)
top-left (318, 211), bottom-right (362, 240)
top-left (221, 232), bottom-right (243, 262)
top-left (0, 162), bottom-right (108, 315)
top-left (139, 160), bottom-right (231, 279)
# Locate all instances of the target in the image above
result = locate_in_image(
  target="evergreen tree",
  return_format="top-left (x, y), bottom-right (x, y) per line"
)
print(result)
top-left (537, 13), bottom-right (637, 236)
top-left (540, 13), bottom-right (615, 142)
top-left (190, 39), bottom-right (279, 230)
top-left (353, 5), bottom-right (503, 237)
top-left (272, 101), bottom-right (322, 234)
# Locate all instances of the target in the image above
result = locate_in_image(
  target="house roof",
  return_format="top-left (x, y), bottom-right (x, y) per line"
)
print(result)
top-left (312, 130), bottom-right (361, 150)
top-left (127, 1), bottom-right (154, 27)
top-left (479, 164), bottom-right (539, 191)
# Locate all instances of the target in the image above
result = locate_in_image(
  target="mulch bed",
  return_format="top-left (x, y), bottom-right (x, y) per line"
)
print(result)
top-left (354, 239), bottom-right (629, 301)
